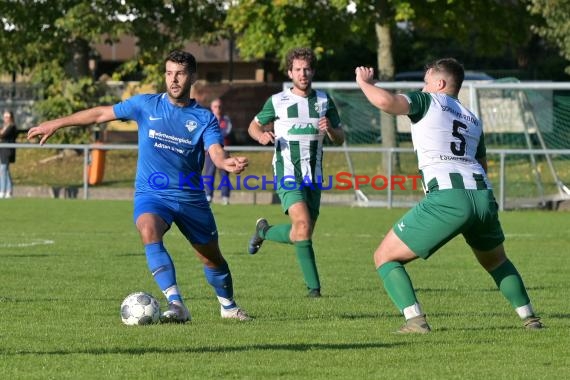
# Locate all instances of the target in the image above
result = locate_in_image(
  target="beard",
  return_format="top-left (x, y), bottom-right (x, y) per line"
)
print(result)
top-left (167, 82), bottom-right (192, 100)
top-left (293, 78), bottom-right (310, 91)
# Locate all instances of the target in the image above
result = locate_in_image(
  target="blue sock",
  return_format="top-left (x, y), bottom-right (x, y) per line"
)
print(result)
top-left (203, 261), bottom-right (236, 309)
top-left (145, 242), bottom-right (181, 303)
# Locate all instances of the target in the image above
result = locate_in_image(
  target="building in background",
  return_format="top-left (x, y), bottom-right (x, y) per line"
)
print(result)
top-left (1, 38), bottom-right (283, 144)
top-left (92, 37), bottom-right (278, 83)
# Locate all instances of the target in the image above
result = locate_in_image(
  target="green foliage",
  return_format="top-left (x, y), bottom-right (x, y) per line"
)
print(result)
top-left (345, 0), bottom-right (537, 60)
top-left (0, 1), bottom-right (130, 141)
top-left (0, 0), bottom-right (568, 132)
top-left (225, 0), bottom-right (353, 70)
top-left (28, 61), bottom-right (118, 144)
top-left (412, 0), bottom-right (536, 56)
top-left (0, 1), bottom-right (130, 76)
top-left (528, 0), bottom-right (570, 74)
top-left (0, 200), bottom-right (568, 378)
top-left (116, 1), bottom-right (227, 84)
top-left (0, 1), bottom-right (226, 141)
top-left (225, 0), bottom-right (552, 80)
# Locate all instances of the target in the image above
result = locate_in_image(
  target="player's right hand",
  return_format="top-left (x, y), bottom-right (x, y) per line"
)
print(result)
top-left (27, 123), bottom-right (57, 145)
top-left (225, 156), bottom-right (249, 174)
top-left (257, 131), bottom-right (275, 145)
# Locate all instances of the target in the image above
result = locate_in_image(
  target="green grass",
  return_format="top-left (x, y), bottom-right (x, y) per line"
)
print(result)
top-left (0, 200), bottom-right (568, 379)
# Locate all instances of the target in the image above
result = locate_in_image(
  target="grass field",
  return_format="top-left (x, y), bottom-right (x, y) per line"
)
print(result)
top-left (0, 199), bottom-right (568, 379)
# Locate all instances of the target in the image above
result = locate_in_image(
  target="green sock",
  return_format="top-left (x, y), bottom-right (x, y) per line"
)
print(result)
top-left (294, 240), bottom-right (320, 290)
top-left (377, 261), bottom-right (418, 311)
top-left (489, 259), bottom-right (531, 308)
top-left (264, 223), bottom-right (292, 244)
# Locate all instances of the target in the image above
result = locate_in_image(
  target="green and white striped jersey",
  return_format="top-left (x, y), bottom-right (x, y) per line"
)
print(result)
top-left (255, 88), bottom-right (341, 183)
top-left (403, 91), bottom-right (491, 192)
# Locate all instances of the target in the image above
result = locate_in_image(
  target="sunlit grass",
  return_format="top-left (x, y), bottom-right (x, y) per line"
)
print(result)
top-left (0, 200), bottom-right (568, 379)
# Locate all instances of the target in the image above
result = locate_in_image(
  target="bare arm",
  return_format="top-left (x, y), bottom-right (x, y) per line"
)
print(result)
top-left (27, 105), bottom-right (116, 145)
top-left (248, 119), bottom-right (275, 145)
top-left (208, 143), bottom-right (248, 174)
top-left (355, 67), bottom-right (410, 115)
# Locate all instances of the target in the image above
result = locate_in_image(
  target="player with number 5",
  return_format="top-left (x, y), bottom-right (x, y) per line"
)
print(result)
top-left (355, 58), bottom-right (543, 333)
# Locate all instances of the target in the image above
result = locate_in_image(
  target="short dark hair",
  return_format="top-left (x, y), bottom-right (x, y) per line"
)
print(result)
top-left (286, 47), bottom-right (316, 72)
top-left (165, 50), bottom-right (197, 73)
top-left (425, 58), bottom-right (464, 91)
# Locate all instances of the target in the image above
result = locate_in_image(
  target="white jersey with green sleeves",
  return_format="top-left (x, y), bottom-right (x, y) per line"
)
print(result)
top-left (402, 91), bottom-right (491, 191)
top-left (255, 88), bottom-right (341, 183)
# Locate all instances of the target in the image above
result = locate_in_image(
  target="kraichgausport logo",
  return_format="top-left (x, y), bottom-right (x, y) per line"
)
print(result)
top-left (145, 171), bottom-right (423, 192)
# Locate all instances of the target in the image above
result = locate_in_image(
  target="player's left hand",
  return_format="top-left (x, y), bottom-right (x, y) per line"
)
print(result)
top-left (355, 66), bottom-right (375, 85)
top-left (225, 156), bottom-right (248, 174)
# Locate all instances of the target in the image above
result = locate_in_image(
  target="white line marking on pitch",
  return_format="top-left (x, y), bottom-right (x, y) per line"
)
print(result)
top-left (0, 239), bottom-right (55, 248)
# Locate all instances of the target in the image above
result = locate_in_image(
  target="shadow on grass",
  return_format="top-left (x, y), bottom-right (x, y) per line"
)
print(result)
top-left (0, 341), bottom-right (408, 356)
top-left (415, 285), bottom-right (554, 292)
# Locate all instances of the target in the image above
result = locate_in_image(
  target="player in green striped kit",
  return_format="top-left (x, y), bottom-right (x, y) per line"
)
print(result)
top-left (355, 58), bottom-right (542, 333)
top-left (247, 47), bottom-right (345, 297)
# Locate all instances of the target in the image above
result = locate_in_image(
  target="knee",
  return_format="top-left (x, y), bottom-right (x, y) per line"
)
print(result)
top-left (474, 244), bottom-right (507, 272)
top-left (373, 229), bottom-right (416, 268)
top-left (194, 241), bottom-right (225, 267)
top-left (291, 220), bottom-right (312, 241)
top-left (200, 255), bottom-right (225, 268)
top-left (137, 223), bottom-right (161, 244)
top-left (374, 247), bottom-right (388, 268)
top-left (481, 255), bottom-right (507, 272)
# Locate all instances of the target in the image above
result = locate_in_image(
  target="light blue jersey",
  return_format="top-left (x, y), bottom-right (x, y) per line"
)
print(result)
top-left (113, 94), bottom-right (223, 202)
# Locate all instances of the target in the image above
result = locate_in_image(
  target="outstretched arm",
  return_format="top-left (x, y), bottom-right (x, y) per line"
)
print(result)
top-left (355, 67), bottom-right (410, 116)
top-left (208, 143), bottom-right (248, 174)
top-left (27, 105), bottom-right (116, 145)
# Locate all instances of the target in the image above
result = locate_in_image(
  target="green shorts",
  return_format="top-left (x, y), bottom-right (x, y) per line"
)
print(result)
top-left (275, 181), bottom-right (321, 221)
top-left (393, 189), bottom-right (505, 259)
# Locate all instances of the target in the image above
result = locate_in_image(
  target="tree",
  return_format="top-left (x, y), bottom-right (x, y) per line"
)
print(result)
top-left (110, 1), bottom-right (226, 85)
top-left (329, 0), bottom-right (541, 169)
top-left (224, 0), bottom-right (354, 74)
top-left (225, 1), bottom-right (543, 169)
top-left (0, 1), bottom-right (132, 141)
top-left (0, 1), bottom-right (225, 141)
top-left (528, 0), bottom-right (570, 74)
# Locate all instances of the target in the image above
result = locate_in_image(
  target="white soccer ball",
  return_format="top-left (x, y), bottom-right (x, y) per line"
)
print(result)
top-left (120, 292), bottom-right (161, 326)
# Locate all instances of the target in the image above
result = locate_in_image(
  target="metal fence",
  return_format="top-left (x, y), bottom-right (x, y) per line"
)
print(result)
top-left (3, 142), bottom-right (569, 210)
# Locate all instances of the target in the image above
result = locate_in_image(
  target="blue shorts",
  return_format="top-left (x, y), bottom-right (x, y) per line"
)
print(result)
top-left (133, 194), bottom-right (218, 245)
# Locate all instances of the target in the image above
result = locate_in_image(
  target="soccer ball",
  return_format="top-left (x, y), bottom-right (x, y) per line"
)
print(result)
top-left (120, 292), bottom-right (161, 326)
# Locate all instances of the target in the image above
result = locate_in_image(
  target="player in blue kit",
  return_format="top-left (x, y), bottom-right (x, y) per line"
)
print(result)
top-left (27, 50), bottom-right (251, 323)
